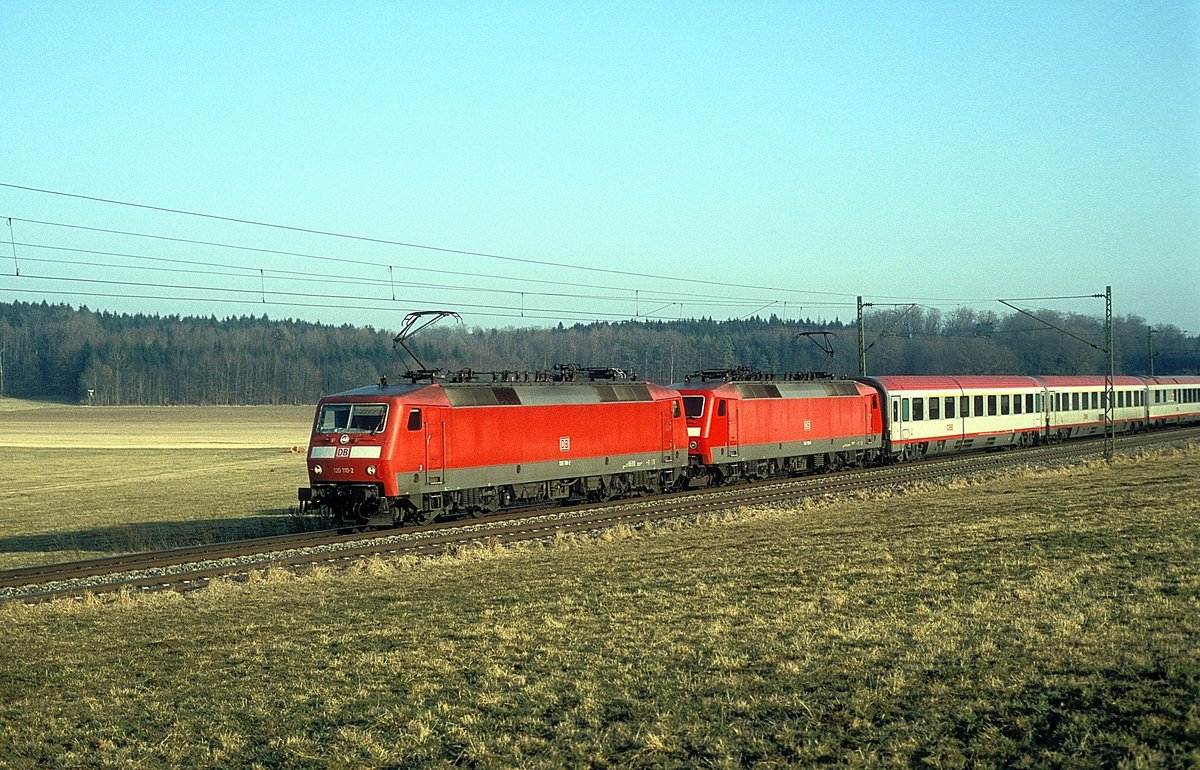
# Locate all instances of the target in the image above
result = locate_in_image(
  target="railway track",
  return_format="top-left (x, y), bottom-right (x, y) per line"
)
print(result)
top-left (4, 427), bottom-right (1197, 605)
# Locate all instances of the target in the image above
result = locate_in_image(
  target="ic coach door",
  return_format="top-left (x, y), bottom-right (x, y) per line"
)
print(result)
top-left (890, 396), bottom-right (904, 448)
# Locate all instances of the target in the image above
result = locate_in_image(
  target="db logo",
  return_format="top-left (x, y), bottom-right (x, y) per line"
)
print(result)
top-left (559, 436), bottom-right (570, 451)
top-left (336, 447), bottom-right (351, 458)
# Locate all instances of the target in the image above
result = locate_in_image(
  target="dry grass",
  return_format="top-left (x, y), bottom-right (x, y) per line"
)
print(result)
top-left (1, 444), bottom-right (1197, 768)
top-left (0, 403), bottom-right (314, 567)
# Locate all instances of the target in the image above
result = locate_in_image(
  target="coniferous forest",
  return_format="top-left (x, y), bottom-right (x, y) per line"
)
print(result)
top-left (1, 301), bottom-right (1196, 406)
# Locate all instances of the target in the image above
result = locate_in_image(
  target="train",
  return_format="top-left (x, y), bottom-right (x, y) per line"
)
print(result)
top-left (298, 368), bottom-right (1200, 527)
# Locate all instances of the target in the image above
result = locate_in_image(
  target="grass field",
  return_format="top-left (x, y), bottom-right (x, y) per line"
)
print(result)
top-left (1, 443), bottom-right (1196, 768)
top-left (0, 400), bottom-right (314, 567)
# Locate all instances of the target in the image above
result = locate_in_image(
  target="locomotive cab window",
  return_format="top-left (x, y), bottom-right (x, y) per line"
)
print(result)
top-left (717, 400), bottom-right (727, 417)
top-left (317, 403), bottom-right (388, 434)
top-left (407, 408), bottom-right (422, 431)
top-left (683, 396), bottom-right (705, 419)
top-left (673, 400), bottom-right (682, 418)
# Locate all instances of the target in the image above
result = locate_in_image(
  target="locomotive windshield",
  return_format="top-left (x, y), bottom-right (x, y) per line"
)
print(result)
top-left (316, 403), bottom-right (388, 434)
top-left (683, 395), bottom-right (706, 419)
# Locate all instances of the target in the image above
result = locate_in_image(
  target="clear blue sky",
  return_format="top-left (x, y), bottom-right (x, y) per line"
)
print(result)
top-left (2, 1), bottom-right (1197, 334)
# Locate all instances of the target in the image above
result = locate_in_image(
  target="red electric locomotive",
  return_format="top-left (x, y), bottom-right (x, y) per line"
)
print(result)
top-left (299, 369), bottom-right (688, 526)
top-left (674, 370), bottom-right (884, 485)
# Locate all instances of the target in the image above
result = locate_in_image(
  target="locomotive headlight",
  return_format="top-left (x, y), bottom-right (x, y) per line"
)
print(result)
top-left (312, 465), bottom-right (323, 475)
top-left (366, 465), bottom-right (377, 476)
top-left (689, 441), bottom-right (698, 449)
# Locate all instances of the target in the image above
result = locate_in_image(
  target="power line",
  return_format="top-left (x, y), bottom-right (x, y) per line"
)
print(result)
top-left (6, 236), bottom-right (850, 310)
top-left (0, 285), bottom-right (708, 323)
top-left (0, 184), bottom-right (1123, 320)
top-left (0, 183), bottom-right (857, 299)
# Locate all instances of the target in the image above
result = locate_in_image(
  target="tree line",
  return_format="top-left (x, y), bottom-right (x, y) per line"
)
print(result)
top-left (0, 301), bottom-right (1196, 406)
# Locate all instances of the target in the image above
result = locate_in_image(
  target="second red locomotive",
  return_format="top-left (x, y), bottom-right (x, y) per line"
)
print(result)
top-left (674, 370), bottom-right (884, 485)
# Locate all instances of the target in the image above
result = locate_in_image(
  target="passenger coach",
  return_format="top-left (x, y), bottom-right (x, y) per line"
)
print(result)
top-left (1037, 376), bottom-right (1147, 440)
top-left (1141, 376), bottom-right (1200, 429)
top-left (860, 376), bottom-right (1046, 461)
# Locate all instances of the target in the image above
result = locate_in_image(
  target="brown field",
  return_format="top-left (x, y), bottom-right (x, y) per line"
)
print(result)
top-left (0, 400), bottom-right (315, 567)
top-left (1, 441), bottom-right (1197, 768)
top-left (0, 399), bottom-right (314, 448)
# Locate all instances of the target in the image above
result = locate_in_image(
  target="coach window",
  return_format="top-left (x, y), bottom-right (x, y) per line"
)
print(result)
top-left (1000, 395), bottom-right (1010, 415)
top-left (902, 398), bottom-right (910, 421)
top-left (974, 395), bottom-right (984, 417)
top-left (944, 397), bottom-right (955, 419)
top-left (407, 409), bottom-right (422, 431)
top-left (913, 397), bottom-right (924, 420)
top-left (1013, 394), bottom-right (1022, 414)
top-left (1071, 393), bottom-right (1079, 411)
top-left (960, 396), bottom-right (970, 417)
top-left (1026, 394), bottom-right (1034, 413)
top-left (929, 397), bottom-right (940, 420)
top-left (1035, 393), bottom-right (1042, 412)
top-left (987, 395), bottom-right (998, 416)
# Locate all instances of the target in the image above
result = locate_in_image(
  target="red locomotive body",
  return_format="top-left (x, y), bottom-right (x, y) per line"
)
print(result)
top-left (300, 375), bottom-right (688, 526)
top-left (674, 373), bottom-right (883, 484)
